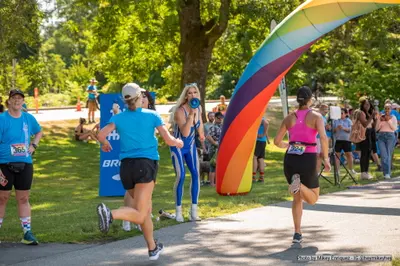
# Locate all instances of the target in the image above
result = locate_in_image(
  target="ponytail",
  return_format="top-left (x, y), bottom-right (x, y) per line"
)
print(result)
top-left (125, 96), bottom-right (140, 111)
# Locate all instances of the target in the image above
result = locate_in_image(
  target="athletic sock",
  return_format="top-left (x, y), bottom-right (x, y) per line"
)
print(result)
top-left (20, 217), bottom-right (31, 233)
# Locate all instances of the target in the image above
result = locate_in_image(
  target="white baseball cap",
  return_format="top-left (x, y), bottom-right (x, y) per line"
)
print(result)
top-left (122, 83), bottom-right (145, 101)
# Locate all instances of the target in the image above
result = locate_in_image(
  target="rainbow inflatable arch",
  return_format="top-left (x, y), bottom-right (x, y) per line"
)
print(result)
top-left (216, 0), bottom-right (400, 195)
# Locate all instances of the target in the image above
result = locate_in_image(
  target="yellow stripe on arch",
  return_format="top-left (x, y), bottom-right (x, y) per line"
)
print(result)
top-left (236, 111), bottom-right (266, 194)
top-left (302, 0), bottom-right (400, 9)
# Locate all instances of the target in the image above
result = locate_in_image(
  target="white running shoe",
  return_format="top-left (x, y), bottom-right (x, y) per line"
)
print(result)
top-left (175, 206), bottom-right (184, 223)
top-left (350, 169), bottom-right (358, 175)
top-left (189, 204), bottom-right (201, 222)
top-left (122, 220), bottom-right (131, 232)
top-left (384, 174), bottom-right (391, 179)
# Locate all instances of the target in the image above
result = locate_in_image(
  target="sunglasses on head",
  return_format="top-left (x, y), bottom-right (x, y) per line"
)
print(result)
top-left (185, 82), bottom-right (197, 87)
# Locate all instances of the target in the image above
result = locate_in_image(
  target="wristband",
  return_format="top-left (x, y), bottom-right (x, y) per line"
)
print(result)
top-left (31, 143), bottom-right (38, 149)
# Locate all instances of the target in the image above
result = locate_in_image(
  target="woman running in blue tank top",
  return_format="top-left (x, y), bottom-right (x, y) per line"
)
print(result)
top-left (170, 83), bottom-right (205, 222)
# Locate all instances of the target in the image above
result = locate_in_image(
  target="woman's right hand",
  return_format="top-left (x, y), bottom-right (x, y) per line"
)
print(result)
top-left (323, 158), bottom-right (331, 172)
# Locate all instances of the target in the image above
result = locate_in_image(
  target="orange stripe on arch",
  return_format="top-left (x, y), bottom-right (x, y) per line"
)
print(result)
top-left (216, 67), bottom-right (292, 195)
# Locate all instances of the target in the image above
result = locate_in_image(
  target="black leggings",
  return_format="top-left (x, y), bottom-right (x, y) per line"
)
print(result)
top-left (359, 128), bottom-right (373, 172)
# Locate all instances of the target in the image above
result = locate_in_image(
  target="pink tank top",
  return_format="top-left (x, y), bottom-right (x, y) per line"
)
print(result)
top-left (288, 109), bottom-right (318, 154)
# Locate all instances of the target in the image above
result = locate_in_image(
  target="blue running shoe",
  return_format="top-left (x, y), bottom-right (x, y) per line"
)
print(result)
top-left (21, 231), bottom-right (39, 245)
top-left (149, 240), bottom-right (164, 261)
top-left (292, 232), bottom-right (303, 243)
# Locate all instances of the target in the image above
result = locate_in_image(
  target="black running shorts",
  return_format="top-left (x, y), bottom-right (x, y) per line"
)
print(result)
top-left (254, 141), bottom-right (266, 159)
top-left (334, 140), bottom-right (352, 153)
top-left (120, 158), bottom-right (158, 190)
top-left (0, 163), bottom-right (34, 191)
top-left (284, 153), bottom-right (319, 189)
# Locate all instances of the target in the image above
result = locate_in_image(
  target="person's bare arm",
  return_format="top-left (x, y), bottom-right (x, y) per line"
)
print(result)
top-left (263, 119), bottom-right (271, 144)
top-left (389, 116), bottom-right (398, 131)
top-left (175, 107), bottom-right (195, 137)
top-left (274, 117), bottom-right (289, 149)
top-left (316, 114), bottom-right (331, 172)
top-left (98, 123), bottom-right (115, 152)
top-left (157, 125), bottom-right (183, 148)
top-left (29, 131), bottom-right (43, 154)
top-left (359, 111), bottom-right (374, 128)
top-left (196, 106), bottom-right (205, 141)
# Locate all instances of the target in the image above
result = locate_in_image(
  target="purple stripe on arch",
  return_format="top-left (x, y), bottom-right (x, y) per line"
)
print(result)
top-left (221, 40), bottom-right (317, 143)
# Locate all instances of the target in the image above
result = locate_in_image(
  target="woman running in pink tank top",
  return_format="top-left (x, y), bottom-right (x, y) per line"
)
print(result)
top-left (274, 86), bottom-right (331, 244)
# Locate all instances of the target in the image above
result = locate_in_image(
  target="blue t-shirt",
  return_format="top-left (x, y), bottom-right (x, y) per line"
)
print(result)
top-left (109, 108), bottom-right (164, 161)
top-left (87, 85), bottom-right (97, 100)
top-left (333, 118), bottom-right (352, 141)
top-left (317, 115), bottom-right (332, 139)
top-left (0, 112), bottom-right (41, 164)
top-left (257, 118), bottom-right (267, 142)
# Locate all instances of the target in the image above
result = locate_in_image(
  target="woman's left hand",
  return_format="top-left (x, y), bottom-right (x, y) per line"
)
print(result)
top-left (28, 145), bottom-right (36, 154)
top-left (199, 134), bottom-right (205, 142)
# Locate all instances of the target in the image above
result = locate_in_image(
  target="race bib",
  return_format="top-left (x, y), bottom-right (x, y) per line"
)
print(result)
top-left (287, 143), bottom-right (306, 155)
top-left (10, 143), bottom-right (28, 157)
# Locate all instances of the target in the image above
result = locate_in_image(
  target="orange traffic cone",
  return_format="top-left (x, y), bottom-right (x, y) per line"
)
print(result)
top-left (76, 96), bottom-right (82, 112)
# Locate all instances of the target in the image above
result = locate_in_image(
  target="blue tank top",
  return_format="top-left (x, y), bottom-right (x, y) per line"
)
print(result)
top-left (173, 107), bottom-right (200, 150)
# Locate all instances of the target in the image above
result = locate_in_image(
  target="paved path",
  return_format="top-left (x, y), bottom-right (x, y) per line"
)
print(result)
top-left (30, 97), bottom-right (339, 122)
top-left (2, 177), bottom-right (399, 266)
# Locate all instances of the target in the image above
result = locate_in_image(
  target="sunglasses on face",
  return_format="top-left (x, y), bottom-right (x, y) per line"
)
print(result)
top-left (141, 93), bottom-right (147, 98)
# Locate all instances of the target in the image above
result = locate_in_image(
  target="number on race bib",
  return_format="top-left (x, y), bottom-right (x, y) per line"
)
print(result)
top-left (287, 144), bottom-right (306, 155)
top-left (10, 143), bottom-right (28, 157)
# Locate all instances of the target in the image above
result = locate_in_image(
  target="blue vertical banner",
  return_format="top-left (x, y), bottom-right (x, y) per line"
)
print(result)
top-left (98, 92), bottom-right (156, 196)
top-left (99, 93), bottom-right (126, 197)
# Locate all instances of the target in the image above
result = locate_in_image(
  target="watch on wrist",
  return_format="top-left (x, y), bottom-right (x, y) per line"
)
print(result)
top-left (31, 143), bottom-right (38, 149)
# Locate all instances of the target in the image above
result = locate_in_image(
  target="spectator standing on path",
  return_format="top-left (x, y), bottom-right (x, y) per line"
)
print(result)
top-left (170, 83), bottom-right (205, 223)
top-left (87, 78), bottom-right (98, 124)
top-left (376, 103), bottom-right (397, 179)
top-left (356, 97), bottom-right (377, 180)
top-left (333, 108), bottom-right (356, 175)
top-left (0, 89), bottom-right (43, 245)
top-left (253, 117), bottom-right (270, 183)
top-left (206, 111), bottom-right (224, 187)
top-left (212, 95), bottom-right (228, 115)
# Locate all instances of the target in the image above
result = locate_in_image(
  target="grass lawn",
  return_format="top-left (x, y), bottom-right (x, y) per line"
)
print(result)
top-left (1, 108), bottom-right (398, 244)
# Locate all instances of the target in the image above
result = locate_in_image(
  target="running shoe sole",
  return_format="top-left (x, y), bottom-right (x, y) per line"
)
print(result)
top-left (97, 203), bottom-right (110, 233)
top-left (289, 174), bottom-right (301, 194)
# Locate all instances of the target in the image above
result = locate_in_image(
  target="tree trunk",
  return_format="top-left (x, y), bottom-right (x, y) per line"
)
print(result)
top-left (178, 0), bottom-right (230, 121)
